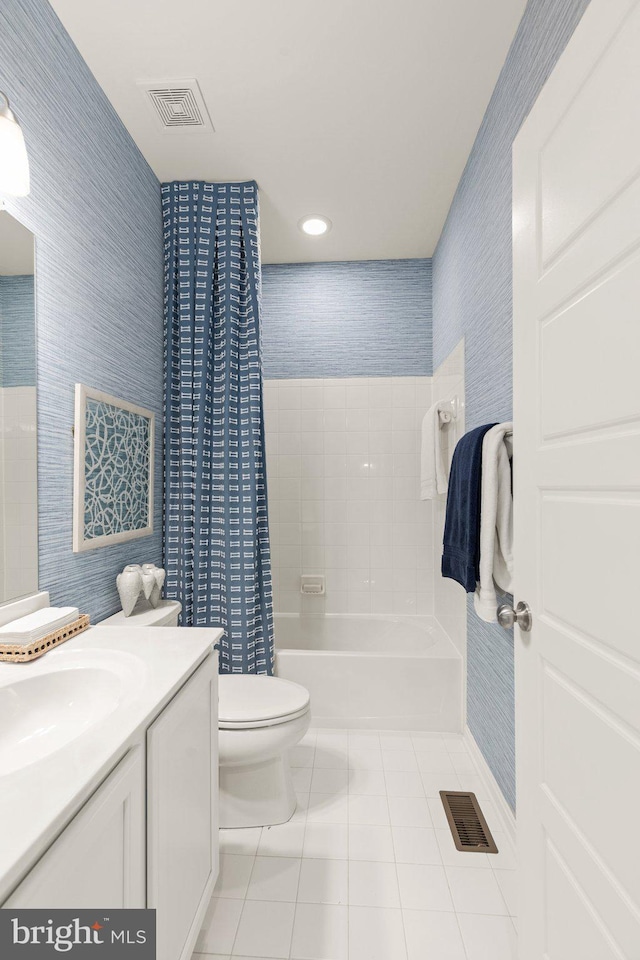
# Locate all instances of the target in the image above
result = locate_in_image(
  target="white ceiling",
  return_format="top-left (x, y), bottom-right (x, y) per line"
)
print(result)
top-left (50, 0), bottom-right (526, 264)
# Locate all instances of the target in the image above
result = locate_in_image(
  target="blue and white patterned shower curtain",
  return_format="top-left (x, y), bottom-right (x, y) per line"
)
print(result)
top-left (162, 181), bottom-right (274, 674)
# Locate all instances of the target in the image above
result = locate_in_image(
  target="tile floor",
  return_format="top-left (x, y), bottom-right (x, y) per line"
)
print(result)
top-left (195, 729), bottom-right (517, 960)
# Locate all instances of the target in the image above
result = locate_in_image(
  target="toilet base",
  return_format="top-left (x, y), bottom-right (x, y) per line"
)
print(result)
top-left (219, 753), bottom-right (297, 828)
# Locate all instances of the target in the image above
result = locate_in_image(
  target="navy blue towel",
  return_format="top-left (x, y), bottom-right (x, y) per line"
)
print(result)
top-left (441, 424), bottom-right (497, 592)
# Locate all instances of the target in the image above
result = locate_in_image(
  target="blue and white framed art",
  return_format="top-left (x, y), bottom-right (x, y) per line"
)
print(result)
top-left (72, 383), bottom-right (154, 552)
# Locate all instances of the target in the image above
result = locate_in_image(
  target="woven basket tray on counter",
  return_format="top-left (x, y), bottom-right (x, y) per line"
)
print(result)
top-left (0, 614), bottom-right (91, 663)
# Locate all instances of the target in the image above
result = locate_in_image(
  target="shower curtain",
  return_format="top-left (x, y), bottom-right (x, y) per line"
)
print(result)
top-left (162, 180), bottom-right (274, 674)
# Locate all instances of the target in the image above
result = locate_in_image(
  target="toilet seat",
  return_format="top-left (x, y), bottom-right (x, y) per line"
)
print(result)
top-left (219, 674), bottom-right (310, 730)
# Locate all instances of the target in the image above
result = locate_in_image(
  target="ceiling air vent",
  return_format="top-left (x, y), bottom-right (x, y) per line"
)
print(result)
top-left (138, 79), bottom-right (214, 132)
top-left (440, 791), bottom-right (499, 853)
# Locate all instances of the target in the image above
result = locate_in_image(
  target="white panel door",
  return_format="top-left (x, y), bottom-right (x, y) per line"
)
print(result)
top-left (513, 1), bottom-right (640, 957)
top-left (5, 748), bottom-right (145, 908)
top-left (147, 653), bottom-right (219, 960)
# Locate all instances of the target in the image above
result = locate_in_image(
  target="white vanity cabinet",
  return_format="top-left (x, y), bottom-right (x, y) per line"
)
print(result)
top-left (147, 655), bottom-right (219, 960)
top-left (5, 747), bottom-right (146, 909)
top-left (3, 650), bottom-right (219, 960)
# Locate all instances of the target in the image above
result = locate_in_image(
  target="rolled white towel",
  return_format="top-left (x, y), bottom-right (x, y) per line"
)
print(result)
top-left (474, 423), bottom-right (513, 622)
top-left (420, 401), bottom-right (449, 500)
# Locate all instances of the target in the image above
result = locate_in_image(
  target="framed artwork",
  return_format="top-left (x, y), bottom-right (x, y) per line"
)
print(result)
top-left (72, 383), bottom-right (154, 552)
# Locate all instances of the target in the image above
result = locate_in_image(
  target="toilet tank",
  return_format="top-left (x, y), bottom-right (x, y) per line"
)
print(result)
top-left (98, 598), bottom-right (182, 628)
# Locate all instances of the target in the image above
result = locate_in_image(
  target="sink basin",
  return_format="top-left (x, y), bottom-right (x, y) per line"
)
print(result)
top-left (0, 651), bottom-right (145, 775)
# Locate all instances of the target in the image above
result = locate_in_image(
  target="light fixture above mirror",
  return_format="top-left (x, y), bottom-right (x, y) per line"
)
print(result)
top-left (0, 92), bottom-right (30, 198)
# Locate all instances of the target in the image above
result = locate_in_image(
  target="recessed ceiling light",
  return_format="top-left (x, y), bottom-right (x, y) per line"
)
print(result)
top-left (299, 215), bottom-right (332, 236)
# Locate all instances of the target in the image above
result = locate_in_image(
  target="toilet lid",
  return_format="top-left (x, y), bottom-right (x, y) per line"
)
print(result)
top-left (218, 675), bottom-right (310, 728)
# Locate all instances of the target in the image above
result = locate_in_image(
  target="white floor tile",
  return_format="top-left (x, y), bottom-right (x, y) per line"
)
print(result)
top-left (420, 772), bottom-right (461, 797)
top-left (297, 858), bottom-right (348, 905)
top-left (348, 824), bottom-right (396, 862)
top-left (257, 822), bottom-right (306, 858)
top-left (348, 860), bottom-right (401, 908)
top-left (489, 832), bottom-right (518, 871)
top-left (450, 753), bottom-right (478, 774)
top-left (415, 752), bottom-right (456, 775)
top-left (232, 900), bottom-right (295, 958)
top-left (196, 897), bottom-right (243, 955)
top-left (303, 822), bottom-right (349, 860)
top-left (402, 909), bottom-right (467, 960)
top-left (348, 769), bottom-right (387, 795)
top-left (427, 797), bottom-right (449, 829)
top-left (208, 727), bottom-right (517, 960)
top-left (220, 828), bottom-right (262, 857)
top-left (379, 734), bottom-right (415, 751)
top-left (348, 905), bottom-right (407, 960)
top-left (306, 793), bottom-right (349, 823)
top-left (410, 735), bottom-right (449, 754)
top-left (290, 903), bottom-right (348, 960)
top-left (314, 745), bottom-right (349, 769)
top-left (457, 912), bottom-right (518, 960)
top-left (290, 744), bottom-right (316, 768)
top-left (315, 732), bottom-right (349, 752)
top-left (347, 746), bottom-right (384, 770)
top-left (382, 749), bottom-right (419, 772)
top-left (435, 829), bottom-right (491, 869)
top-left (192, 954), bottom-right (230, 960)
top-left (384, 770), bottom-right (425, 798)
top-left (292, 768), bottom-right (313, 793)
top-left (443, 736), bottom-right (468, 754)
top-left (392, 826), bottom-right (442, 865)
top-left (455, 773), bottom-right (490, 799)
top-left (388, 797), bottom-right (433, 828)
top-left (494, 869), bottom-right (518, 917)
top-left (246, 856), bottom-right (301, 902)
top-left (348, 794), bottom-right (390, 825)
top-left (396, 863), bottom-right (454, 911)
top-left (310, 768), bottom-right (349, 795)
top-left (214, 854), bottom-right (255, 898)
top-left (348, 732), bottom-right (381, 751)
top-left (445, 866), bottom-right (509, 916)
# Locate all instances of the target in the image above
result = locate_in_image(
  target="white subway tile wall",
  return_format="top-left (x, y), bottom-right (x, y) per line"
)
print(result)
top-left (0, 387), bottom-right (38, 602)
top-left (431, 341), bottom-right (466, 661)
top-left (264, 377), bottom-right (433, 617)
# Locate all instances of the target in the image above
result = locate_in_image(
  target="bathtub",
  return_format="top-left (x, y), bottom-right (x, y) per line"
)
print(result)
top-left (275, 614), bottom-right (462, 731)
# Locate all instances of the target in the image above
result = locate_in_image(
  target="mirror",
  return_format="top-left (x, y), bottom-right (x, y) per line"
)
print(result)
top-left (0, 210), bottom-right (37, 603)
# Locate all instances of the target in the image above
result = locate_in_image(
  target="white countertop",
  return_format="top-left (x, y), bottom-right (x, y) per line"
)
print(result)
top-left (0, 623), bottom-right (222, 903)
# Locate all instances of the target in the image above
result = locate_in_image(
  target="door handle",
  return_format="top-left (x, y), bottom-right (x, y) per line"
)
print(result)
top-left (497, 601), bottom-right (532, 632)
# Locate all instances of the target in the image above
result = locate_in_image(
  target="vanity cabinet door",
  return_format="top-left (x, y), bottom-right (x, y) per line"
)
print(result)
top-left (5, 747), bottom-right (145, 908)
top-left (147, 653), bottom-right (219, 960)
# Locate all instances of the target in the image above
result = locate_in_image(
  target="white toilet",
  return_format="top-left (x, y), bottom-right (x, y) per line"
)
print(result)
top-left (100, 598), bottom-right (311, 829)
top-left (217, 674), bottom-right (310, 828)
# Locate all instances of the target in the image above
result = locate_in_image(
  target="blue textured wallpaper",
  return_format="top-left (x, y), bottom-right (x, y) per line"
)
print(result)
top-left (262, 259), bottom-right (432, 378)
top-left (432, 0), bottom-right (591, 809)
top-left (0, 275), bottom-right (35, 387)
top-left (0, 0), bottom-right (163, 621)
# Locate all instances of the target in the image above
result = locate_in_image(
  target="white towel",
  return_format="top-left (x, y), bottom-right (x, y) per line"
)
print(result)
top-left (420, 401), bottom-right (449, 500)
top-left (474, 423), bottom-right (514, 622)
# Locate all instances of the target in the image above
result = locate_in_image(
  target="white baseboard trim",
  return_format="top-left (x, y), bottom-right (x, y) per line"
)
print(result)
top-left (463, 726), bottom-right (516, 850)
